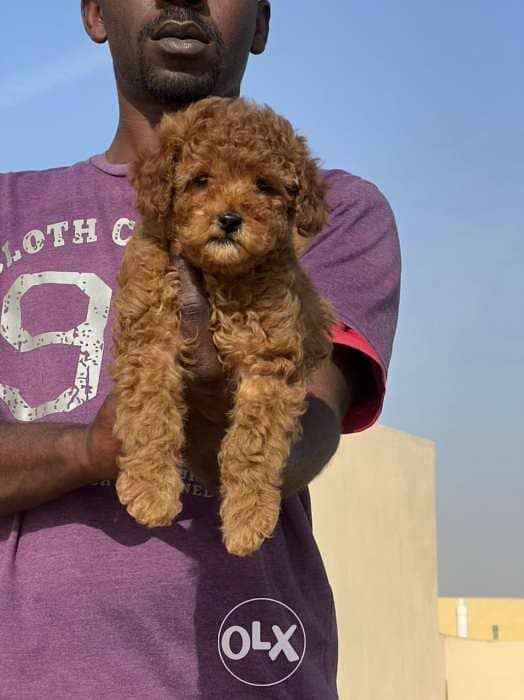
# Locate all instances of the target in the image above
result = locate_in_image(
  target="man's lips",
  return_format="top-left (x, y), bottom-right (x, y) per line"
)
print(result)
top-left (150, 20), bottom-right (211, 57)
top-left (152, 20), bottom-right (210, 44)
top-left (154, 37), bottom-right (208, 57)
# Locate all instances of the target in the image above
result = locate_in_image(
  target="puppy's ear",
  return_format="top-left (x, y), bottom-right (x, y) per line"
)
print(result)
top-left (293, 137), bottom-right (330, 240)
top-left (129, 114), bottom-right (183, 223)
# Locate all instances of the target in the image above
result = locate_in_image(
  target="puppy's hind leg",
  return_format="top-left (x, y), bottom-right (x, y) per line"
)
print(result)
top-left (112, 230), bottom-right (189, 528)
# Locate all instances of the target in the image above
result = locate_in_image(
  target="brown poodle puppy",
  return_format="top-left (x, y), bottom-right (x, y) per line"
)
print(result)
top-left (112, 97), bottom-right (334, 556)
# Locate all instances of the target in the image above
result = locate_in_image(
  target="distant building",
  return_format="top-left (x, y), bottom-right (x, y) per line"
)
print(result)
top-left (439, 597), bottom-right (524, 641)
top-left (439, 598), bottom-right (524, 699)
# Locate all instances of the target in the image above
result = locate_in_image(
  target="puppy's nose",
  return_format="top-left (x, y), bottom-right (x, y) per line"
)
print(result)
top-left (217, 212), bottom-right (242, 235)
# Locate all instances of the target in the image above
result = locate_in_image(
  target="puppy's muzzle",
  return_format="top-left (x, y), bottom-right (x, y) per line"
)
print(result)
top-left (216, 212), bottom-right (243, 237)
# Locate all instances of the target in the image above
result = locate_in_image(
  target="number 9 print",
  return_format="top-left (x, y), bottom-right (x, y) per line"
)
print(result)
top-left (0, 272), bottom-right (112, 421)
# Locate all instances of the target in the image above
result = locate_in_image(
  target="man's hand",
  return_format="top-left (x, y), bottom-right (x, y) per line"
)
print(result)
top-left (169, 248), bottom-right (232, 494)
top-left (170, 251), bottom-right (231, 425)
top-left (82, 394), bottom-right (121, 483)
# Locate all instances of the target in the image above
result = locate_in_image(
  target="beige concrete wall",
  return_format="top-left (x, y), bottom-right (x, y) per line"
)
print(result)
top-left (439, 598), bottom-right (524, 641)
top-left (309, 424), bottom-right (445, 700)
top-left (444, 635), bottom-right (524, 699)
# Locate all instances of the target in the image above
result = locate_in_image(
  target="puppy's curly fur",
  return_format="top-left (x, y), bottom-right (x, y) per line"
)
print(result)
top-left (112, 97), bottom-right (334, 556)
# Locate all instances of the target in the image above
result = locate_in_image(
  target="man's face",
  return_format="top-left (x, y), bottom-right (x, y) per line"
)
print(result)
top-left (84, 0), bottom-right (269, 107)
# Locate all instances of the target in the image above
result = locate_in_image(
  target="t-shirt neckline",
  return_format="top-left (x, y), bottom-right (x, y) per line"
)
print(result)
top-left (89, 153), bottom-right (130, 178)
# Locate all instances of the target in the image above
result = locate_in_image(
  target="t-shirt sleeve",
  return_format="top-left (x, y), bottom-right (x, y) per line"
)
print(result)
top-left (300, 169), bottom-right (401, 433)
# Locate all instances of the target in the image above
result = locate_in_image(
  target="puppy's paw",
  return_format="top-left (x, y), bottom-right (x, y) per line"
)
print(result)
top-left (116, 470), bottom-right (183, 528)
top-left (221, 490), bottom-right (281, 557)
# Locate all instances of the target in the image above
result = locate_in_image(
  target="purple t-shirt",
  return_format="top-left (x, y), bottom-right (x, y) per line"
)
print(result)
top-left (0, 155), bottom-right (400, 699)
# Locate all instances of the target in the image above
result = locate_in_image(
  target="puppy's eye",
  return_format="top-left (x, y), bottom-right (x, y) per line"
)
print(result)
top-left (256, 179), bottom-right (278, 195)
top-left (191, 174), bottom-right (209, 187)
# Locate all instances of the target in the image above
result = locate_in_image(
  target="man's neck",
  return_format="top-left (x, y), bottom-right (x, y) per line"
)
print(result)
top-left (105, 90), bottom-right (183, 165)
top-left (105, 85), bottom-right (241, 165)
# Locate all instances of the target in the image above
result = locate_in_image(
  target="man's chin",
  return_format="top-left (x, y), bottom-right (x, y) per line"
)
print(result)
top-left (142, 70), bottom-right (218, 106)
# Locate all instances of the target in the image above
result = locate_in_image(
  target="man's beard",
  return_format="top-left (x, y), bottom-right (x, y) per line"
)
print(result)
top-left (135, 7), bottom-right (224, 106)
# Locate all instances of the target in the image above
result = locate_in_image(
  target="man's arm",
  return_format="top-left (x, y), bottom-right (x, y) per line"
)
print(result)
top-left (182, 343), bottom-right (374, 498)
top-left (0, 398), bottom-right (120, 518)
top-left (281, 344), bottom-right (373, 497)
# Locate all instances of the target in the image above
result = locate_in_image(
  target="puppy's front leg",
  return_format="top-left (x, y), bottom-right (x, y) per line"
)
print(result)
top-left (112, 230), bottom-right (189, 527)
top-left (219, 372), bottom-right (306, 556)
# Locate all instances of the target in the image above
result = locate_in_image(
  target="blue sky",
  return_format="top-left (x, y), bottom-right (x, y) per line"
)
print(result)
top-left (1, 1), bottom-right (523, 596)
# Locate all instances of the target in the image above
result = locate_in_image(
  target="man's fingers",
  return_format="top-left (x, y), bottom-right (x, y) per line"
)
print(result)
top-left (170, 253), bottom-right (209, 323)
top-left (170, 252), bottom-right (224, 383)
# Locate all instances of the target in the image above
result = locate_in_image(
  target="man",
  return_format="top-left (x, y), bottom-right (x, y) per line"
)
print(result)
top-left (0, 1), bottom-right (400, 697)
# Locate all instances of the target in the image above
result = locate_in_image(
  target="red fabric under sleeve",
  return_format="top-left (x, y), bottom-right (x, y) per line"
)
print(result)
top-left (331, 322), bottom-right (386, 434)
